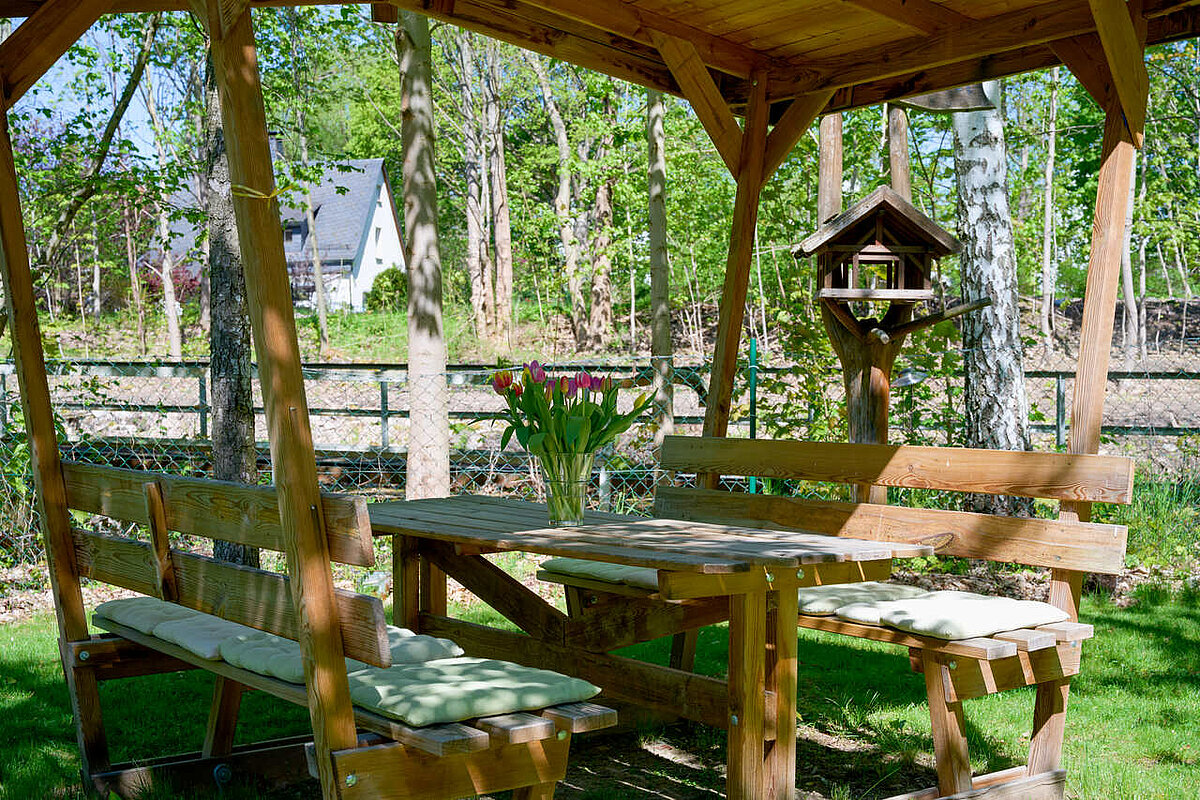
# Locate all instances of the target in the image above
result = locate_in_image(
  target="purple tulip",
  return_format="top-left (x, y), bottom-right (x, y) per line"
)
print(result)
top-left (566, 378), bottom-right (579, 399)
top-left (528, 360), bottom-right (547, 384)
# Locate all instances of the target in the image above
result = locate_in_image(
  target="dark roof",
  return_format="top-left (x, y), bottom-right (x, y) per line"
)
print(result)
top-left (793, 186), bottom-right (961, 258)
top-left (166, 158), bottom-right (391, 269)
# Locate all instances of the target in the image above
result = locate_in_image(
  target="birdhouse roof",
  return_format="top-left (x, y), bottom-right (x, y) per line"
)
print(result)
top-left (793, 186), bottom-right (961, 258)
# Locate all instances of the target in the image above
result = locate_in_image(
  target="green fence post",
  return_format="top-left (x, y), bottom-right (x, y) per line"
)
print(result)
top-left (749, 338), bottom-right (758, 494)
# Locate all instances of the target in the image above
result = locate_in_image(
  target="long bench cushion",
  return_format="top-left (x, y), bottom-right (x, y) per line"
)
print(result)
top-left (152, 614), bottom-right (260, 660)
top-left (346, 657), bottom-right (601, 727)
top-left (94, 597), bottom-right (199, 635)
top-left (836, 590), bottom-right (1070, 640)
top-left (797, 581), bottom-right (929, 615)
top-left (221, 626), bottom-right (465, 684)
top-left (540, 556), bottom-right (660, 590)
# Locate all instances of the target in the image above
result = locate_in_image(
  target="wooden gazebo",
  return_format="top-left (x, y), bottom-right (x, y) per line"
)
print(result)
top-left (0, 0), bottom-right (1194, 799)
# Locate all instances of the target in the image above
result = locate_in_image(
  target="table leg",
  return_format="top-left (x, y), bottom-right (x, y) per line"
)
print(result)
top-left (727, 590), bottom-right (767, 800)
top-left (393, 535), bottom-right (420, 630)
top-left (765, 588), bottom-right (798, 800)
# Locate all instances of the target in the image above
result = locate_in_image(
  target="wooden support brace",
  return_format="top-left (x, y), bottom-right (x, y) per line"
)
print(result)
top-left (844, 0), bottom-right (971, 35)
top-left (203, 676), bottom-right (245, 758)
top-left (1086, 0), bottom-right (1149, 145)
top-left (371, 2), bottom-right (399, 23)
top-left (0, 0), bottom-right (112, 108)
top-left (142, 481), bottom-right (178, 602)
top-left (761, 90), bottom-right (834, 179)
top-left (922, 651), bottom-right (972, 796)
top-left (650, 30), bottom-right (742, 174)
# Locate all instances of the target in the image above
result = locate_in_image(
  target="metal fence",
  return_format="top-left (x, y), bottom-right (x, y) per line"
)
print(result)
top-left (3, 357), bottom-right (1200, 568)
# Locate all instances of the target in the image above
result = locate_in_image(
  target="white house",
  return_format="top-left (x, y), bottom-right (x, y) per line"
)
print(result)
top-left (169, 158), bottom-right (405, 311)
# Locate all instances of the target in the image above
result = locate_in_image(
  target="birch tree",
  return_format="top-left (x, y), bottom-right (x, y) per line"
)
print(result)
top-left (647, 88), bottom-right (673, 445)
top-left (952, 80), bottom-right (1031, 515)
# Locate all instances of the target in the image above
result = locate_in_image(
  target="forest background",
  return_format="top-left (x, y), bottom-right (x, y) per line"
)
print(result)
top-left (6, 8), bottom-right (1199, 372)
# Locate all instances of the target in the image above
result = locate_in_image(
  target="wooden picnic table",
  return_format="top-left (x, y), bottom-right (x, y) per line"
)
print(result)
top-left (369, 495), bottom-right (933, 800)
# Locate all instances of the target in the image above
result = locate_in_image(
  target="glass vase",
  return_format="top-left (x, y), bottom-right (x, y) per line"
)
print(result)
top-left (538, 451), bottom-right (595, 527)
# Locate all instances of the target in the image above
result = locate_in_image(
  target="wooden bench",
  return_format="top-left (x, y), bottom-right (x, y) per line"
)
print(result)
top-left (62, 461), bottom-right (614, 799)
top-left (540, 435), bottom-right (1133, 800)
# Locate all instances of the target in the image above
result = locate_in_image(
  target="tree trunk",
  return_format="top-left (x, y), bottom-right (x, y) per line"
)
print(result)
top-left (527, 53), bottom-right (588, 347)
top-left (1136, 146), bottom-right (1148, 361)
top-left (143, 76), bottom-right (184, 360)
top-left (397, 13), bottom-right (450, 500)
top-left (1040, 66), bottom-right (1059, 348)
top-left (203, 55), bottom-right (259, 568)
top-left (1119, 153), bottom-right (1138, 368)
top-left (122, 199), bottom-right (147, 355)
top-left (456, 32), bottom-right (491, 341)
top-left (647, 89), bottom-right (673, 447)
top-left (484, 39), bottom-right (513, 344)
top-left (952, 80), bottom-right (1032, 516)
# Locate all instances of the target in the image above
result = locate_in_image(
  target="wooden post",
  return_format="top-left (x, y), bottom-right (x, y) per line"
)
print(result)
top-left (814, 111), bottom-right (909, 502)
top-left (0, 112), bottom-right (110, 779)
top-left (727, 591), bottom-right (768, 800)
top-left (701, 71), bottom-right (768, 475)
top-left (1030, 102), bottom-right (1137, 777)
top-left (887, 105), bottom-right (912, 201)
top-left (201, 3), bottom-right (357, 797)
top-left (765, 587), bottom-right (798, 800)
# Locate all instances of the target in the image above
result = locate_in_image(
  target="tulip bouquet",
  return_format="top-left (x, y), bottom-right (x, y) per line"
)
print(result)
top-left (492, 361), bottom-right (650, 525)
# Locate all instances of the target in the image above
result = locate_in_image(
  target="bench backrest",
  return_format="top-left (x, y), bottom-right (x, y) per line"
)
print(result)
top-left (655, 436), bottom-right (1133, 575)
top-left (63, 460), bottom-right (391, 667)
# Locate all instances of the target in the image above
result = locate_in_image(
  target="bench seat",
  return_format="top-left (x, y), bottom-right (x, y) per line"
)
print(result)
top-left (94, 597), bottom-right (603, 729)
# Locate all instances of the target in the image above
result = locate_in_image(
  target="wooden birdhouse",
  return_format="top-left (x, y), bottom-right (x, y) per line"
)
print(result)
top-left (795, 186), bottom-right (960, 304)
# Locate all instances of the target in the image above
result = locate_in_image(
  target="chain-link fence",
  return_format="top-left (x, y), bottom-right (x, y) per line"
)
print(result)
top-left (4, 358), bottom-right (1200, 568)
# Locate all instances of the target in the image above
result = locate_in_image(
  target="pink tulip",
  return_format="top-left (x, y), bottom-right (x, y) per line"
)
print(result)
top-left (575, 371), bottom-right (592, 391)
top-left (491, 371), bottom-right (513, 395)
top-left (527, 360), bottom-right (547, 384)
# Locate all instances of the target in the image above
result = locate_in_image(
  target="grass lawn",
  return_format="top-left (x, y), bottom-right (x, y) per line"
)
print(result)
top-left (1, 590), bottom-right (1197, 799)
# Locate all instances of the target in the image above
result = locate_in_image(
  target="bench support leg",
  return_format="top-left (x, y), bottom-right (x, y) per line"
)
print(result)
top-left (669, 629), bottom-right (699, 671)
top-left (512, 782), bottom-right (558, 799)
top-left (1028, 677), bottom-right (1071, 774)
top-left (764, 591), bottom-right (798, 800)
top-left (922, 653), bottom-right (972, 796)
top-left (727, 590), bottom-right (768, 800)
top-left (203, 676), bottom-right (245, 758)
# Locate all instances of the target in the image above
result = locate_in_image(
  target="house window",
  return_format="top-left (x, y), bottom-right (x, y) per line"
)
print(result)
top-left (376, 258), bottom-right (383, 266)
top-left (375, 226), bottom-right (382, 244)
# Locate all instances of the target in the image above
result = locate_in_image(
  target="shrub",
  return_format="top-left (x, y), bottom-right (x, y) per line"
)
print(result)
top-left (364, 266), bottom-right (407, 313)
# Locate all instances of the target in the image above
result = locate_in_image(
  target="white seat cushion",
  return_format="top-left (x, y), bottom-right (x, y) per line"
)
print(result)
top-left (151, 614), bottom-right (259, 660)
top-left (540, 556), bottom-right (660, 591)
top-left (222, 626), bottom-right (466, 684)
top-left (94, 596), bottom-right (198, 635)
top-left (346, 656), bottom-right (600, 727)
top-left (836, 590), bottom-right (1071, 640)
top-left (798, 581), bottom-right (930, 616)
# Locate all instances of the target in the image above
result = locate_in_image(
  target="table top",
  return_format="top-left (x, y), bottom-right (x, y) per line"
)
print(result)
top-left (368, 495), bottom-right (932, 575)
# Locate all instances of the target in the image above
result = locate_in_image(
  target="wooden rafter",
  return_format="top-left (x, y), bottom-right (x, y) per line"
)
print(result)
top-left (762, 90), bottom-right (833, 179)
top-left (0, 0), bottom-right (112, 108)
top-left (1087, 0), bottom-right (1150, 145)
top-left (652, 30), bottom-right (742, 174)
